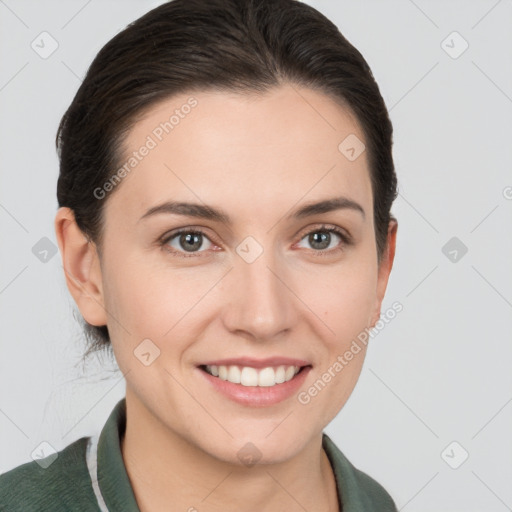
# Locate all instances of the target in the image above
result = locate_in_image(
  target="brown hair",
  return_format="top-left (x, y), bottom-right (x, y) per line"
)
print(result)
top-left (56, 0), bottom-right (398, 359)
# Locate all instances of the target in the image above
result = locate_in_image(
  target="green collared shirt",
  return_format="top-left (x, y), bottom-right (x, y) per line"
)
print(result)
top-left (0, 398), bottom-right (397, 511)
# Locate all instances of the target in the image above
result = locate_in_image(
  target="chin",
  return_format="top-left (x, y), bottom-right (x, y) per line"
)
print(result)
top-left (212, 432), bottom-right (307, 467)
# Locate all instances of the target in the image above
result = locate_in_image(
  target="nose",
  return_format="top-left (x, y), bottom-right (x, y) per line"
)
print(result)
top-left (221, 240), bottom-right (298, 341)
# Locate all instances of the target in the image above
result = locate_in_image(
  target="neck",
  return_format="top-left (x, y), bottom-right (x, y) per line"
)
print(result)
top-left (120, 389), bottom-right (340, 512)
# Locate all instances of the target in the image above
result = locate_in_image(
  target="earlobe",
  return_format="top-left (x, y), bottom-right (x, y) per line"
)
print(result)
top-left (54, 207), bottom-right (108, 327)
top-left (369, 219), bottom-right (398, 328)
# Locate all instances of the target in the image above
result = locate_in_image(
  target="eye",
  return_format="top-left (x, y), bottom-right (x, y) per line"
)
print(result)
top-left (159, 224), bottom-right (352, 259)
top-left (295, 225), bottom-right (351, 255)
top-left (161, 229), bottom-right (215, 258)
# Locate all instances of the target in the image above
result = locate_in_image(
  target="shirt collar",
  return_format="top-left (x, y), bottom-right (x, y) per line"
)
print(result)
top-left (95, 397), bottom-right (374, 511)
top-left (97, 397), bottom-right (140, 511)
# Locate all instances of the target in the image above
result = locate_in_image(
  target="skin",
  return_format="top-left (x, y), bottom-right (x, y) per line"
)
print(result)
top-left (55, 83), bottom-right (397, 512)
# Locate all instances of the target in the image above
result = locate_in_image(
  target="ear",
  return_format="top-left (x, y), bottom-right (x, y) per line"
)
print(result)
top-left (369, 219), bottom-right (398, 328)
top-left (54, 207), bottom-right (108, 327)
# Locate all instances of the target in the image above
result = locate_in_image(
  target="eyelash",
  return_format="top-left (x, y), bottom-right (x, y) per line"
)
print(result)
top-left (159, 224), bottom-right (352, 259)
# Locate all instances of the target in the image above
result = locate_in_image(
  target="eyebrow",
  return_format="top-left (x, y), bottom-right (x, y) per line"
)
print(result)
top-left (139, 196), bottom-right (366, 224)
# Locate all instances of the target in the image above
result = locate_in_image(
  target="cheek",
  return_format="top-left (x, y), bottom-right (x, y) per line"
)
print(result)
top-left (102, 253), bottom-right (217, 341)
top-left (309, 262), bottom-right (377, 416)
top-left (300, 259), bottom-right (378, 344)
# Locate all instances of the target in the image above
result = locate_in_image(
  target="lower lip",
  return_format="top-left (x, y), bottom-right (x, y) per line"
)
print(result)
top-left (197, 366), bottom-right (312, 407)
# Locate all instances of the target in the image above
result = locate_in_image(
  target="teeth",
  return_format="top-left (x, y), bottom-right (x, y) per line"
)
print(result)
top-left (241, 367), bottom-right (257, 386)
top-left (205, 365), bottom-right (301, 387)
top-left (258, 367), bottom-right (277, 386)
top-left (228, 366), bottom-right (241, 384)
top-left (218, 365), bottom-right (227, 380)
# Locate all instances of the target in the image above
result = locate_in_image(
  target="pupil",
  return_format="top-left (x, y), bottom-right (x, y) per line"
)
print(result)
top-left (311, 232), bottom-right (329, 250)
top-left (182, 233), bottom-right (201, 251)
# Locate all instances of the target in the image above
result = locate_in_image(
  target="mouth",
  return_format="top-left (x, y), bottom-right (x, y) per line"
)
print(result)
top-left (196, 359), bottom-right (313, 407)
top-left (198, 363), bottom-right (312, 388)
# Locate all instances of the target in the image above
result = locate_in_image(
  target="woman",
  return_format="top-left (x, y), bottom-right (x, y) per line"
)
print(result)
top-left (0, 0), bottom-right (398, 510)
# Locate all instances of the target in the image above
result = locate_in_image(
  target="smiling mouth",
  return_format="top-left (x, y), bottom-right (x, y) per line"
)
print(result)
top-left (199, 364), bottom-right (310, 387)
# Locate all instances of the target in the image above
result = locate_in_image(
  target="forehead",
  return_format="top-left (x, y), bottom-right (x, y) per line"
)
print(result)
top-left (105, 84), bottom-right (372, 224)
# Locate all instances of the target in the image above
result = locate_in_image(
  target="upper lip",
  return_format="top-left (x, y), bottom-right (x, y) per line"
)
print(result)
top-left (199, 357), bottom-right (312, 369)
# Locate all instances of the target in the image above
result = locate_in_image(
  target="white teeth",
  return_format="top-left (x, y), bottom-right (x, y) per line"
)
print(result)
top-left (228, 365), bottom-right (241, 384)
top-left (274, 366), bottom-right (286, 384)
top-left (205, 364), bottom-right (301, 387)
top-left (258, 367), bottom-right (275, 387)
top-left (285, 366), bottom-right (296, 381)
top-left (218, 365), bottom-right (227, 380)
top-left (241, 367), bottom-right (258, 386)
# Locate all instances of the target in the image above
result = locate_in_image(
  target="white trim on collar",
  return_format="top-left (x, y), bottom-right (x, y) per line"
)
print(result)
top-left (86, 435), bottom-right (110, 512)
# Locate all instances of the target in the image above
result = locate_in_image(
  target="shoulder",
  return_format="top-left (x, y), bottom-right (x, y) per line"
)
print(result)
top-left (348, 463), bottom-right (398, 510)
top-left (0, 437), bottom-right (100, 512)
top-left (322, 433), bottom-right (398, 511)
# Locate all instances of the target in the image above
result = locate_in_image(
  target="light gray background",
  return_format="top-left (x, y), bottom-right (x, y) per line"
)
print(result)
top-left (1, 1), bottom-right (511, 510)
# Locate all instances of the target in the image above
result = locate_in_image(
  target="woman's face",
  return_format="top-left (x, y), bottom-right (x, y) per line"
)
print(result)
top-left (92, 84), bottom-right (396, 463)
